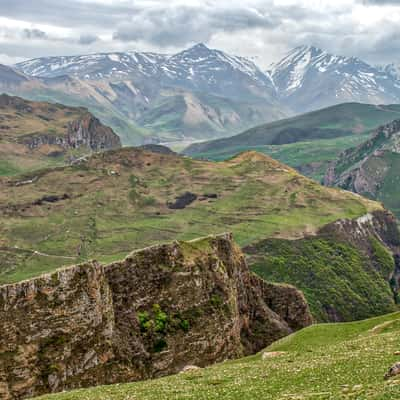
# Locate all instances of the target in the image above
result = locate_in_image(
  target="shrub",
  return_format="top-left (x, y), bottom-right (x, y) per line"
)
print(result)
top-left (210, 294), bottom-right (223, 308)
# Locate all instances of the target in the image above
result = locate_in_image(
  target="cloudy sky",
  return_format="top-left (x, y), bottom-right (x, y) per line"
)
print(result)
top-left (1, 0), bottom-right (400, 67)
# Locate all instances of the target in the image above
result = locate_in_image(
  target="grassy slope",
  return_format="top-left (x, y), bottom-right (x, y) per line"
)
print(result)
top-left (184, 103), bottom-right (400, 181)
top-left (185, 102), bottom-right (400, 154)
top-left (0, 96), bottom-right (81, 176)
top-left (0, 149), bottom-right (381, 284)
top-left (250, 237), bottom-right (396, 322)
top-left (192, 135), bottom-right (370, 181)
top-left (376, 153), bottom-right (400, 217)
top-left (35, 312), bottom-right (400, 400)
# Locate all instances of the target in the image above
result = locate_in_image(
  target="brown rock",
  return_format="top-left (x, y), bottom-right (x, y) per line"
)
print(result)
top-left (385, 362), bottom-right (400, 380)
top-left (67, 113), bottom-right (121, 151)
top-left (0, 233), bottom-right (312, 399)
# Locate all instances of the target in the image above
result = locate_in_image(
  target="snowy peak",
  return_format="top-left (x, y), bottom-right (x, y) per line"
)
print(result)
top-left (270, 45), bottom-right (366, 93)
top-left (14, 43), bottom-right (400, 116)
top-left (162, 43), bottom-right (276, 98)
top-left (16, 52), bottom-right (170, 80)
top-left (270, 45), bottom-right (400, 112)
top-left (15, 44), bottom-right (277, 101)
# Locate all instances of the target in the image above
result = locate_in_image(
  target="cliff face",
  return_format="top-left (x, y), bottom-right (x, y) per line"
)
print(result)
top-left (22, 114), bottom-right (121, 152)
top-left (66, 114), bottom-right (121, 151)
top-left (0, 94), bottom-right (121, 155)
top-left (319, 210), bottom-right (400, 254)
top-left (0, 234), bottom-right (312, 400)
top-left (323, 119), bottom-right (400, 216)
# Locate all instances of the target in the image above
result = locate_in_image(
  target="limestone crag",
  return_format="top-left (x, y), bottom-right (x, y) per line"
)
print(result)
top-left (21, 114), bottom-right (121, 152)
top-left (66, 114), bottom-right (121, 151)
top-left (0, 233), bottom-right (312, 399)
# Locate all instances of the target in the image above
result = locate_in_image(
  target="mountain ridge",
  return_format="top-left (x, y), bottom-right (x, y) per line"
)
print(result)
top-left (269, 45), bottom-right (400, 113)
top-left (324, 118), bottom-right (400, 216)
top-left (12, 43), bottom-right (400, 146)
top-left (183, 102), bottom-right (400, 182)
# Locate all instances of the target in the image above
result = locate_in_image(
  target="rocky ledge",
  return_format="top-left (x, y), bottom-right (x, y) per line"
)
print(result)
top-left (0, 233), bottom-right (312, 400)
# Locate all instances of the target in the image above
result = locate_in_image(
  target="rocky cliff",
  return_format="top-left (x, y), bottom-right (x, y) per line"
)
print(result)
top-left (0, 234), bottom-right (312, 400)
top-left (0, 94), bottom-right (121, 154)
top-left (324, 119), bottom-right (400, 216)
top-left (21, 113), bottom-right (121, 152)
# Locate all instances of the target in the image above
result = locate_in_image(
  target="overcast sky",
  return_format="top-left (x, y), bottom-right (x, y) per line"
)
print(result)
top-left (1, 0), bottom-right (400, 68)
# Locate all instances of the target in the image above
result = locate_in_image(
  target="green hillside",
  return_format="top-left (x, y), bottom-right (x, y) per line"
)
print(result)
top-left (2, 147), bottom-right (398, 325)
top-left (35, 311), bottom-right (400, 400)
top-left (0, 148), bottom-right (380, 285)
top-left (0, 94), bottom-right (120, 177)
top-left (250, 236), bottom-right (396, 322)
top-left (184, 103), bottom-right (400, 180)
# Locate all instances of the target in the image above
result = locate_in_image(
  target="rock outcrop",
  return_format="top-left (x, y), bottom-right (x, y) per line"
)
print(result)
top-left (0, 233), bottom-right (312, 399)
top-left (319, 210), bottom-right (400, 254)
top-left (66, 114), bottom-right (121, 151)
top-left (21, 113), bottom-right (121, 152)
top-left (324, 119), bottom-right (400, 197)
top-left (0, 94), bottom-right (121, 153)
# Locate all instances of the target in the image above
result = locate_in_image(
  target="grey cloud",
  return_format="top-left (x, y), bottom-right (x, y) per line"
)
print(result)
top-left (113, 4), bottom-right (286, 46)
top-left (23, 28), bottom-right (47, 39)
top-left (0, 0), bottom-right (137, 28)
top-left (79, 34), bottom-right (99, 45)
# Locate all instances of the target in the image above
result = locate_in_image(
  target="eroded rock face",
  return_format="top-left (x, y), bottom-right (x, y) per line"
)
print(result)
top-left (20, 114), bottom-right (121, 152)
top-left (323, 119), bottom-right (400, 196)
top-left (0, 262), bottom-right (115, 400)
top-left (319, 210), bottom-right (400, 252)
top-left (0, 234), bottom-right (312, 399)
top-left (66, 114), bottom-right (121, 151)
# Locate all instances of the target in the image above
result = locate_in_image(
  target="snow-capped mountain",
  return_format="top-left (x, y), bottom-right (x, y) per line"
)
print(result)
top-left (160, 43), bottom-right (276, 100)
top-left (270, 45), bottom-right (400, 113)
top-left (10, 44), bottom-right (286, 145)
top-left (12, 43), bottom-right (400, 145)
top-left (16, 52), bottom-right (169, 80)
top-left (16, 44), bottom-right (277, 101)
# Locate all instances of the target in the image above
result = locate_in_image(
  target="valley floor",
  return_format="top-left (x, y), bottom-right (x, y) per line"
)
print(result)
top-left (35, 312), bottom-right (400, 400)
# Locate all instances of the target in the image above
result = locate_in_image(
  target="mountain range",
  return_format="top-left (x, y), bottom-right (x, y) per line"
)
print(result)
top-left (6, 44), bottom-right (285, 145)
top-left (0, 44), bottom-right (399, 146)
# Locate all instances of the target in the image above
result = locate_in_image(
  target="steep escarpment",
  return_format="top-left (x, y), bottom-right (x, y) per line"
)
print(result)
top-left (0, 234), bottom-right (312, 400)
top-left (324, 119), bottom-right (400, 216)
top-left (248, 210), bottom-right (400, 322)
